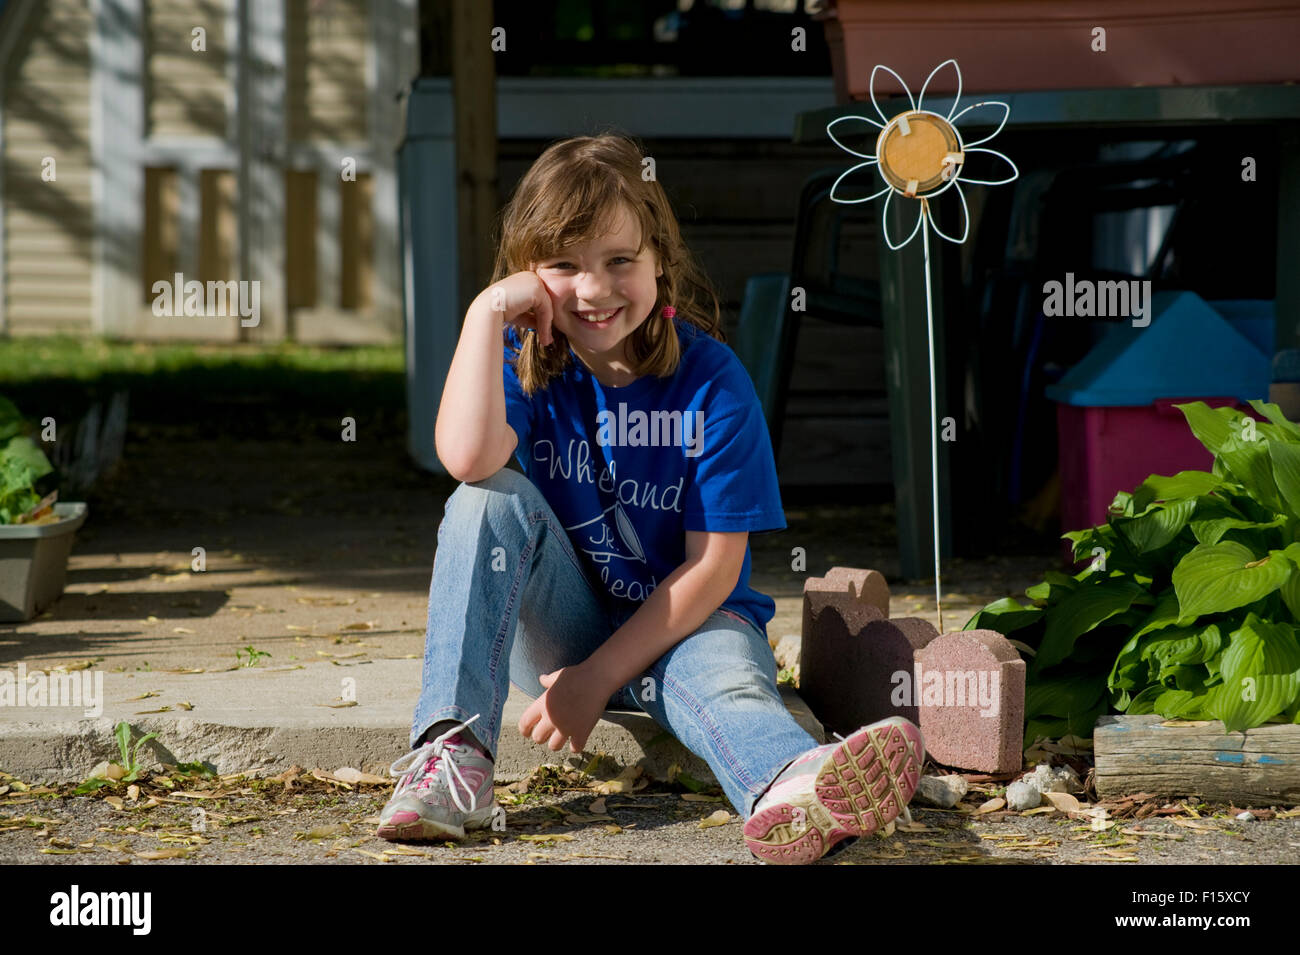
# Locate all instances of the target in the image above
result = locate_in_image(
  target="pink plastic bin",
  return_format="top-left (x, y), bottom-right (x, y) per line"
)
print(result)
top-left (1056, 397), bottom-right (1247, 567)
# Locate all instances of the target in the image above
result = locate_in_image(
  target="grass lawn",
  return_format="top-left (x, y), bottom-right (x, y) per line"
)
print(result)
top-left (0, 335), bottom-right (407, 441)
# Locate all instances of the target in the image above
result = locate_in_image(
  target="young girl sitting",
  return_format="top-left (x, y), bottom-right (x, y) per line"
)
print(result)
top-left (378, 132), bottom-right (923, 864)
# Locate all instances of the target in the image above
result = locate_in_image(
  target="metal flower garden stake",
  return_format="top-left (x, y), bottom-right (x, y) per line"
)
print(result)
top-left (826, 59), bottom-right (1018, 631)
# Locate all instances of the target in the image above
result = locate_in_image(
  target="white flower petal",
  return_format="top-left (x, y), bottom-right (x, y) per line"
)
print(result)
top-left (826, 114), bottom-right (882, 159)
top-left (882, 188), bottom-right (924, 250)
top-left (918, 58), bottom-right (962, 121)
top-left (951, 100), bottom-right (1011, 147)
top-left (926, 183), bottom-right (970, 245)
top-left (829, 161), bottom-right (889, 204)
top-left (959, 147), bottom-right (1019, 186)
top-left (869, 64), bottom-right (916, 127)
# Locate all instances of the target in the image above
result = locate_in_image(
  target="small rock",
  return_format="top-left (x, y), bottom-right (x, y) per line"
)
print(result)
top-left (914, 774), bottom-right (968, 809)
top-left (773, 634), bottom-right (802, 671)
top-left (1236, 811), bottom-right (1256, 822)
top-left (1024, 760), bottom-right (1082, 795)
top-left (1005, 781), bottom-right (1041, 811)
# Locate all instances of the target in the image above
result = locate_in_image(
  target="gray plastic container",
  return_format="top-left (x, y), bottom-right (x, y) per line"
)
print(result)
top-left (0, 502), bottom-right (88, 622)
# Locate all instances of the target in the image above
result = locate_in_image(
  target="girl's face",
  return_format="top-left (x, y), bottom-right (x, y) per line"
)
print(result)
top-left (531, 204), bottom-right (663, 382)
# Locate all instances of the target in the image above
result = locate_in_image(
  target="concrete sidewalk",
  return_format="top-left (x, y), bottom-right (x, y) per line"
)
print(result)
top-left (0, 434), bottom-right (1036, 789)
top-left (0, 658), bottom-right (823, 785)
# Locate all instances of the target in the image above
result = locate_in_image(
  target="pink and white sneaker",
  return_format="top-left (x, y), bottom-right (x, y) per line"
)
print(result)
top-left (377, 716), bottom-right (498, 842)
top-left (743, 716), bottom-right (924, 865)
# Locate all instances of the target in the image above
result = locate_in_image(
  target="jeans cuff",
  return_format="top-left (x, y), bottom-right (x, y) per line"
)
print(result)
top-left (411, 704), bottom-right (493, 758)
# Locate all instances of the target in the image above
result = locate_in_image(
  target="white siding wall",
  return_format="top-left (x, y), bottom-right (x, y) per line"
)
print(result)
top-left (2, 0), bottom-right (94, 335)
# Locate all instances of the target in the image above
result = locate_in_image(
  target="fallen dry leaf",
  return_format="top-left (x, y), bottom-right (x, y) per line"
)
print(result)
top-left (588, 797), bottom-right (607, 815)
top-left (698, 810), bottom-right (731, 829)
top-left (1120, 827), bottom-right (1183, 840)
top-left (590, 766), bottom-right (645, 795)
top-left (299, 823), bottom-right (349, 840)
top-left (310, 770), bottom-right (354, 789)
top-left (564, 812), bottom-right (615, 824)
top-left (897, 821), bottom-right (940, 833)
top-left (104, 796), bottom-right (125, 811)
top-left (975, 797), bottom-right (1006, 814)
top-left (1042, 791), bottom-right (1081, 813)
top-left (332, 767), bottom-right (388, 785)
top-left (136, 848), bottom-right (192, 860)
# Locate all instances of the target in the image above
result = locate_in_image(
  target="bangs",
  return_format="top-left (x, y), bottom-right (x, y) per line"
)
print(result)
top-left (514, 164), bottom-right (651, 267)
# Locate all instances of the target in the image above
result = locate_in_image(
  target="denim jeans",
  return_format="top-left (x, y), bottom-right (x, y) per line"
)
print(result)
top-left (410, 466), bottom-right (820, 819)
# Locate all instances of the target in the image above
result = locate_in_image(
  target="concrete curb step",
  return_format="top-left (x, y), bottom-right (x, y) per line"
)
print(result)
top-left (0, 659), bottom-right (825, 785)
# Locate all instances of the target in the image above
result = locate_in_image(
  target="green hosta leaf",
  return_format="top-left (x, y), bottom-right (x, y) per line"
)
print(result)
top-left (1108, 490), bottom-right (1137, 519)
top-left (1126, 684), bottom-right (1166, 715)
top-left (1172, 541), bottom-right (1291, 624)
top-left (1026, 570), bottom-right (1082, 608)
top-left (1, 435), bottom-right (52, 482)
top-left (1115, 498), bottom-right (1195, 553)
top-left (0, 396), bottom-right (23, 443)
top-left (1062, 526), bottom-right (1112, 565)
top-left (1268, 438), bottom-right (1300, 518)
top-left (1024, 701), bottom-right (1107, 745)
top-left (1142, 623), bottom-right (1223, 669)
top-left (1132, 590), bottom-right (1183, 639)
top-left (1153, 687), bottom-right (1208, 718)
top-left (1189, 515), bottom-right (1286, 546)
top-left (1025, 675), bottom-right (1106, 720)
top-left (1248, 399), bottom-right (1300, 441)
top-left (1218, 439), bottom-right (1284, 514)
top-left (1138, 470), bottom-right (1226, 501)
top-left (1204, 613), bottom-right (1300, 732)
top-left (1277, 544), bottom-right (1300, 622)
top-left (962, 596), bottom-right (1044, 635)
top-left (1034, 577), bottom-right (1148, 672)
top-left (1109, 631), bottom-right (1147, 699)
top-left (1177, 401), bottom-right (1241, 457)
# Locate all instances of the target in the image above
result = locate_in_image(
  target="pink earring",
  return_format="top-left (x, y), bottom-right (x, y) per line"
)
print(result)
top-left (662, 306), bottom-right (676, 319)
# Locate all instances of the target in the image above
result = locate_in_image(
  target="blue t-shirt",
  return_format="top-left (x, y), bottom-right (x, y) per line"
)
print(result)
top-left (501, 318), bottom-right (787, 637)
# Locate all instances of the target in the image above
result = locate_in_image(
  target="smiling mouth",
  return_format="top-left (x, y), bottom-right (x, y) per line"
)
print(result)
top-left (574, 306), bottom-right (622, 324)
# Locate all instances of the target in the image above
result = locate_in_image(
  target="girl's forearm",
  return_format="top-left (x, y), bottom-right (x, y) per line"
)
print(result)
top-left (581, 559), bottom-right (738, 696)
top-left (434, 289), bottom-right (512, 481)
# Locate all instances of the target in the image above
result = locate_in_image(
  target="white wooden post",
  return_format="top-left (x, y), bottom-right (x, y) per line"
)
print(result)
top-left (92, 0), bottom-right (146, 338)
top-left (370, 0), bottom-right (417, 339)
top-left (243, 0), bottom-right (286, 341)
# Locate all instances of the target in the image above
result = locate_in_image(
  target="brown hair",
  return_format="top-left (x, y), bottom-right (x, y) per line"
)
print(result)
top-left (491, 131), bottom-right (725, 396)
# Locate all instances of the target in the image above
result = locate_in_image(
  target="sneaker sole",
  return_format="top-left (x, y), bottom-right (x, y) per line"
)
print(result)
top-left (376, 805), bottom-right (497, 843)
top-left (744, 717), bottom-right (924, 865)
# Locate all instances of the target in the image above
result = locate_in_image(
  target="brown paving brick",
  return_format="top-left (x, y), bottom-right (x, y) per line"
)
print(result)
top-left (801, 567), bottom-right (937, 735)
top-left (913, 629), bottom-right (1026, 774)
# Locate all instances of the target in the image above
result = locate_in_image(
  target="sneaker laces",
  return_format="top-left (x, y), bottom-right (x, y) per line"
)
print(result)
top-left (389, 715), bottom-right (484, 814)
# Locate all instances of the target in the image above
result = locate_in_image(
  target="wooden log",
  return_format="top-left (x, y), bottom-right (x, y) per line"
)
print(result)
top-left (1094, 714), bottom-right (1300, 805)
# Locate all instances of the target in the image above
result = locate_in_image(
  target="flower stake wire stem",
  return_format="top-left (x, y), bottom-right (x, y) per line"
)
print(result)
top-left (825, 59), bottom-right (1019, 634)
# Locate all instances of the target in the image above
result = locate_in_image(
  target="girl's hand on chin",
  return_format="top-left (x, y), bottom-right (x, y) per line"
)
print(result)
top-left (490, 270), bottom-right (556, 347)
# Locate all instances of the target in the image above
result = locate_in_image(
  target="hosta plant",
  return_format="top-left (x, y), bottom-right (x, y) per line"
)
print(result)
top-left (966, 399), bottom-right (1300, 742)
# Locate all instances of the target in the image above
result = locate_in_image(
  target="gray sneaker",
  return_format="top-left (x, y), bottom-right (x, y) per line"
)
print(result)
top-left (377, 715), bottom-right (497, 841)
